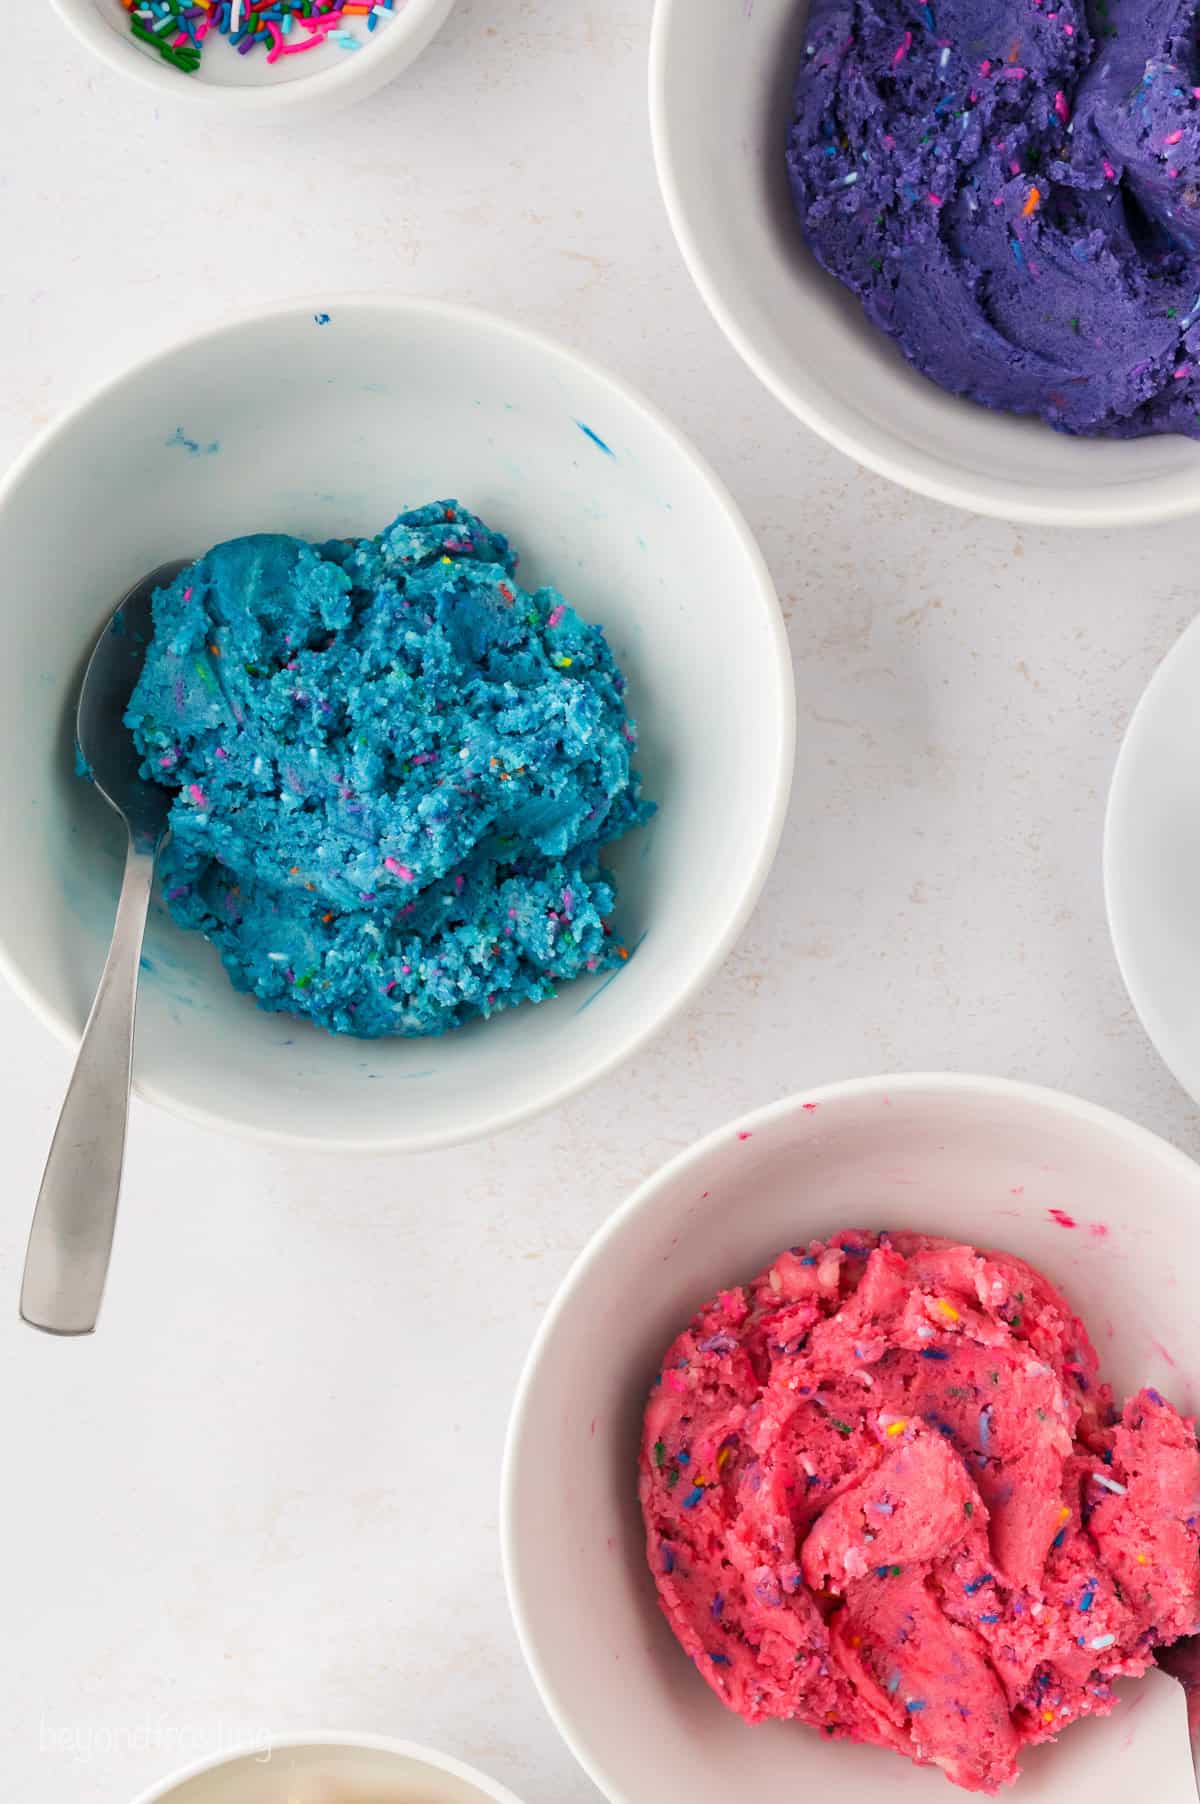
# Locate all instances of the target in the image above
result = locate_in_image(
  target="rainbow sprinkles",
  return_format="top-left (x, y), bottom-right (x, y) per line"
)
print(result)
top-left (120, 0), bottom-right (400, 74)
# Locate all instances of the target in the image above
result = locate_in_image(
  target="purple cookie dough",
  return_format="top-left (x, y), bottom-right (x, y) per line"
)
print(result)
top-left (787, 0), bottom-right (1200, 436)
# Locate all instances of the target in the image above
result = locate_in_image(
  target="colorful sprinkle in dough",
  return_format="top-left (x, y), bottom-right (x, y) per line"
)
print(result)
top-left (787, 0), bottom-right (1200, 436)
top-left (120, 0), bottom-right (398, 75)
top-left (125, 502), bottom-right (653, 1037)
top-left (641, 1233), bottom-right (1200, 1792)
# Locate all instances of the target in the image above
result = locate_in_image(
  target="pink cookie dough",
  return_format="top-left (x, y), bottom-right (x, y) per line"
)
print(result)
top-left (639, 1232), bottom-right (1200, 1793)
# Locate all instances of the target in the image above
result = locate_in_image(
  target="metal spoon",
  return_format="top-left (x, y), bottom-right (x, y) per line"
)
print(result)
top-left (20, 561), bottom-right (186, 1336)
top-left (1158, 1635), bottom-right (1200, 1796)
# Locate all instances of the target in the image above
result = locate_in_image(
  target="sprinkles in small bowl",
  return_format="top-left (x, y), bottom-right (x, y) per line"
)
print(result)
top-left (120, 0), bottom-right (399, 74)
top-left (53, 0), bottom-right (455, 112)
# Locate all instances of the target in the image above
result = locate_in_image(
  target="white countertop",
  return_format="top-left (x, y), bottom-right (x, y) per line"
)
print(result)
top-left (4, 5), bottom-right (1200, 1802)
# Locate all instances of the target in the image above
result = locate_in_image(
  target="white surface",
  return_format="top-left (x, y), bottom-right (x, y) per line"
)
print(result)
top-left (1106, 614), bottom-right (1200, 1112)
top-left (651, 0), bottom-right (1200, 526)
top-left (52, 0), bottom-right (458, 113)
top-left (0, 295), bottom-right (790, 1150)
top-left (131, 1732), bottom-right (528, 1804)
top-left (2, 5), bottom-right (1200, 1804)
top-left (504, 1075), bottom-right (1200, 1804)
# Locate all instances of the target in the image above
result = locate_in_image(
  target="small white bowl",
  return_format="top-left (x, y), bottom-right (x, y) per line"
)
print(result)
top-left (0, 296), bottom-right (792, 1151)
top-left (129, 1733), bottom-right (526, 1804)
top-left (503, 1073), bottom-right (1200, 1803)
top-left (1105, 615), bottom-right (1200, 1106)
top-left (51, 0), bottom-right (456, 116)
top-left (649, 0), bottom-right (1200, 526)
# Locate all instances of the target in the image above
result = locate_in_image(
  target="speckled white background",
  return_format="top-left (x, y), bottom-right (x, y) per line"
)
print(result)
top-left (3, 4), bottom-right (1200, 1802)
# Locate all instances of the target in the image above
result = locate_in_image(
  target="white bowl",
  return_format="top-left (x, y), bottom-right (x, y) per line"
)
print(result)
top-left (649, 0), bottom-right (1200, 526)
top-left (1105, 614), bottom-right (1200, 1106)
top-left (51, 0), bottom-right (456, 116)
top-left (129, 1733), bottom-right (525, 1804)
top-left (0, 296), bottom-right (792, 1151)
top-left (503, 1073), bottom-right (1200, 1803)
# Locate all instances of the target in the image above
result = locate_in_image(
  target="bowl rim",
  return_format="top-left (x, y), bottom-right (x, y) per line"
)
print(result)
top-left (1102, 610), bottom-right (1200, 1110)
top-left (500, 1069), bottom-right (1200, 1803)
top-left (647, 0), bottom-right (1200, 529)
top-left (125, 1730), bottom-right (527, 1804)
top-left (48, 0), bottom-right (456, 114)
top-left (0, 292), bottom-right (796, 1154)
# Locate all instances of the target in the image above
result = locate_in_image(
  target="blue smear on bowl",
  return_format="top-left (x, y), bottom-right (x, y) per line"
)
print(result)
top-left (166, 428), bottom-right (220, 456)
top-left (577, 422), bottom-right (615, 457)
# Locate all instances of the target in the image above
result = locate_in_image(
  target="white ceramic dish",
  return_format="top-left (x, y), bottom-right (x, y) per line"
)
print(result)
top-left (51, 0), bottom-right (455, 115)
top-left (128, 1733), bottom-right (526, 1804)
top-left (502, 1073), bottom-right (1200, 1804)
top-left (0, 295), bottom-right (792, 1151)
top-left (649, 0), bottom-right (1200, 526)
top-left (1105, 615), bottom-right (1200, 1107)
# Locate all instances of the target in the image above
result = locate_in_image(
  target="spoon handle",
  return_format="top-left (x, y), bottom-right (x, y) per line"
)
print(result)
top-left (20, 835), bottom-right (158, 1335)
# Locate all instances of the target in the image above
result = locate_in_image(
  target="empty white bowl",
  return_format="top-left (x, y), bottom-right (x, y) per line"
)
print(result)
top-left (1105, 614), bottom-right (1200, 1107)
top-left (51, 0), bottom-right (456, 115)
top-left (503, 1073), bottom-right (1200, 1803)
top-left (0, 296), bottom-right (792, 1150)
top-left (129, 1733), bottom-right (525, 1804)
top-left (649, 0), bottom-right (1200, 526)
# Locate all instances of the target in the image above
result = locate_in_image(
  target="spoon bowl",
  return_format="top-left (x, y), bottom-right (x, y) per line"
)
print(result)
top-left (77, 562), bottom-right (185, 847)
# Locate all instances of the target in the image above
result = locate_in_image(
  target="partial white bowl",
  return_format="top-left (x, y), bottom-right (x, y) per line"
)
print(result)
top-left (503, 1073), bottom-right (1200, 1804)
top-left (0, 296), bottom-right (792, 1151)
top-left (1105, 614), bottom-right (1200, 1105)
top-left (51, 0), bottom-right (455, 116)
top-left (649, 0), bottom-right (1200, 526)
top-left (129, 1733), bottom-right (525, 1804)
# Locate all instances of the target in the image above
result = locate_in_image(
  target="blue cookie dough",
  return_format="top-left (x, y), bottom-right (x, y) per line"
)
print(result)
top-left (125, 502), bottom-right (654, 1038)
